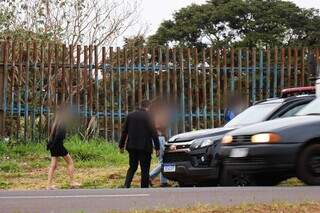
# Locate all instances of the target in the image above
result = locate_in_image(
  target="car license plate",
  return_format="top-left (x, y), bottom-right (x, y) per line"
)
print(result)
top-left (163, 164), bottom-right (176, 173)
top-left (230, 148), bottom-right (249, 158)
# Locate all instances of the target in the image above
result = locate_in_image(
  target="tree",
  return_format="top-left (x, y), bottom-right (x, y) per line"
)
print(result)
top-left (148, 0), bottom-right (320, 48)
top-left (0, 0), bottom-right (140, 46)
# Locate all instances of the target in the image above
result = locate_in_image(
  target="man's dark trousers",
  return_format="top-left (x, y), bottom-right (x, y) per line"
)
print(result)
top-left (124, 149), bottom-right (151, 188)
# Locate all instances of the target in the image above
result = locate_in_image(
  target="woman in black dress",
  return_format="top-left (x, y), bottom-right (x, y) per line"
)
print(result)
top-left (47, 108), bottom-right (80, 189)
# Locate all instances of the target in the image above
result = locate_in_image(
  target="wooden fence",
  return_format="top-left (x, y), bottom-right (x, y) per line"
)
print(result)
top-left (0, 41), bottom-right (318, 142)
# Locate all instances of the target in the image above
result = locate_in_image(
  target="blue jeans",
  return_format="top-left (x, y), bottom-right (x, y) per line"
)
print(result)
top-left (150, 136), bottom-right (168, 184)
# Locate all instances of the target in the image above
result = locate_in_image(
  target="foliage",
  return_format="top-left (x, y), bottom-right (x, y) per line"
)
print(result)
top-left (0, 0), bottom-right (139, 45)
top-left (148, 0), bottom-right (320, 48)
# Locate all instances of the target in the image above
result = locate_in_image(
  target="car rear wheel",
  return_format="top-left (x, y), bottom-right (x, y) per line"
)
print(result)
top-left (220, 169), bottom-right (256, 186)
top-left (297, 143), bottom-right (320, 185)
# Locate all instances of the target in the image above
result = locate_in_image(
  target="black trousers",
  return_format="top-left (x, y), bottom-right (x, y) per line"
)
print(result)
top-left (124, 149), bottom-right (152, 188)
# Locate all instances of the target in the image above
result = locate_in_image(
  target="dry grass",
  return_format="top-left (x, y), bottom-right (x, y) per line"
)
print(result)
top-left (122, 202), bottom-right (320, 213)
top-left (0, 160), bottom-right (165, 190)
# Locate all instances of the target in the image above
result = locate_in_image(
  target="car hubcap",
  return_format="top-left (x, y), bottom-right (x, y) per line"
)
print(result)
top-left (232, 174), bottom-right (252, 186)
top-left (309, 155), bottom-right (320, 176)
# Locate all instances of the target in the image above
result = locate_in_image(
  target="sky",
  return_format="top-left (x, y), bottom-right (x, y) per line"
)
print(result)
top-left (115, 0), bottom-right (320, 45)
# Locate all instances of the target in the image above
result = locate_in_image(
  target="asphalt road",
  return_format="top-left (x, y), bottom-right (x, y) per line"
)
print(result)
top-left (1, 187), bottom-right (320, 213)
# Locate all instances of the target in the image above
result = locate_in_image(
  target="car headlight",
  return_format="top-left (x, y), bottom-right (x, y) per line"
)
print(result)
top-left (222, 135), bottom-right (233, 144)
top-left (191, 138), bottom-right (214, 149)
top-left (251, 133), bottom-right (281, 143)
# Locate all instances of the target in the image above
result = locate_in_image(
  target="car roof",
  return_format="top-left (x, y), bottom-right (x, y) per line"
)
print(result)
top-left (255, 94), bottom-right (315, 105)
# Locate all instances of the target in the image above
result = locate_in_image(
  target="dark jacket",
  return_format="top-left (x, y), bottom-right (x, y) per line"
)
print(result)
top-left (119, 109), bottom-right (160, 153)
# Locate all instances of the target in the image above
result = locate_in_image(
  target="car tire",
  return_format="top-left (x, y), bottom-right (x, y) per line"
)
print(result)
top-left (220, 168), bottom-right (256, 186)
top-left (255, 175), bottom-right (287, 186)
top-left (178, 182), bottom-right (194, 187)
top-left (196, 180), bottom-right (219, 187)
top-left (297, 143), bottom-right (320, 185)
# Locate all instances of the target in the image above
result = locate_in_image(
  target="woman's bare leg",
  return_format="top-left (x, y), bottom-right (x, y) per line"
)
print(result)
top-left (47, 157), bottom-right (58, 189)
top-left (63, 154), bottom-right (80, 187)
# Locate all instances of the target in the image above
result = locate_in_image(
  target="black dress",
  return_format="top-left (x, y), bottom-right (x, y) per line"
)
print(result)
top-left (47, 125), bottom-right (68, 157)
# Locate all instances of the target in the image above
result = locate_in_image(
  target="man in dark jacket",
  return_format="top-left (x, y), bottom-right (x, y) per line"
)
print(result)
top-left (119, 100), bottom-right (160, 188)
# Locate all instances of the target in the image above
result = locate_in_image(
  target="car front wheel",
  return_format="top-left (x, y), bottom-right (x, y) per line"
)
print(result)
top-left (220, 168), bottom-right (256, 186)
top-left (297, 143), bottom-right (320, 185)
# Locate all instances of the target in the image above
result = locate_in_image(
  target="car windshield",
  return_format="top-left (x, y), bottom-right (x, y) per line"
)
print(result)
top-left (296, 98), bottom-right (320, 116)
top-left (224, 102), bottom-right (282, 127)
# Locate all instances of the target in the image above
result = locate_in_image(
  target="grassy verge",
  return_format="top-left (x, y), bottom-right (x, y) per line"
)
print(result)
top-left (120, 202), bottom-right (320, 213)
top-left (0, 136), bottom-right (162, 190)
top-left (0, 136), bottom-right (303, 190)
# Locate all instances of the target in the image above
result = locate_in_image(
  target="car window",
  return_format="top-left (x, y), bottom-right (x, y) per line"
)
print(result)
top-left (224, 102), bottom-right (282, 127)
top-left (297, 98), bottom-right (320, 116)
top-left (279, 104), bottom-right (307, 118)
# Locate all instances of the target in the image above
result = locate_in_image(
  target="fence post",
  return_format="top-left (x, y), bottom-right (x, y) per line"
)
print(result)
top-left (0, 42), bottom-right (4, 137)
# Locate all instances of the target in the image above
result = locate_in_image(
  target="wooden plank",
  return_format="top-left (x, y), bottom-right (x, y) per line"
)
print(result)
top-left (17, 42), bottom-right (24, 140)
top-left (110, 47), bottom-right (115, 141)
top-left (39, 43), bottom-right (45, 140)
top-left (47, 43), bottom-right (53, 139)
top-left (83, 46), bottom-right (89, 125)
top-left (117, 47), bottom-right (122, 139)
top-left (102, 47), bottom-right (108, 139)
top-left (69, 45), bottom-right (73, 105)
top-left (259, 49), bottom-right (264, 100)
top-left (194, 48), bottom-right (200, 130)
top-left (301, 48), bottom-right (305, 86)
top-left (31, 42), bottom-right (37, 141)
top-left (216, 49), bottom-right (221, 126)
top-left (94, 46), bottom-right (99, 136)
top-left (209, 48), bottom-right (214, 128)
top-left (131, 48), bottom-right (135, 110)
top-left (273, 48), bottom-right (278, 97)
top-left (201, 48), bottom-right (207, 129)
top-left (10, 41), bottom-right (16, 117)
top-left (152, 48), bottom-right (156, 99)
top-left (25, 42), bottom-right (30, 141)
top-left (288, 48), bottom-right (292, 88)
top-left (76, 45), bottom-right (81, 112)
top-left (266, 49), bottom-right (271, 98)
top-left (138, 48), bottom-right (142, 105)
top-left (294, 48), bottom-right (298, 87)
top-left (172, 48), bottom-right (178, 134)
top-left (0, 41), bottom-right (8, 137)
top-left (143, 48), bottom-right (149, 100)
top-left (238, 48), bottom-right (242, 94)
top-left (230, 48), bottom-right (235, 92)
top-left (165, 48), bottom-right (170, 104)
top-left (10, 41), bottom-right (16, 138)
top-left (245, 48), bottom-right (250, 105)
top-left (280, 48), bottom-right (285, 90)
top-left (179, 48), bottom-right (185, 132)
top-left (252, 48), bottom-right (257, 103)
top-left (62, 45), bottom-right (66, 102)
top-left (54, 44), bottom-right (58, 111)
top-left (223, 48), bottom-right (227, 106)
top-left (88, 45), bottom-right (93, 117)
top-left (159, 48), bottom-right (163, 99)
top-left (124, 49), bottom-right (129, 114)
top-left (187, 48), bottom-right (193, 130)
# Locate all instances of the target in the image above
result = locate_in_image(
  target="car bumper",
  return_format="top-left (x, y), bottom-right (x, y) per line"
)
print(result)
top-left (162, 161), bottom-right (219, 183)
top-left (220, 143), bottom-right (300, 173)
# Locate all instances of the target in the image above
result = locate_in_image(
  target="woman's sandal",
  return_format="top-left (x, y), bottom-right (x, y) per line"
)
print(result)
top-left (46, 185), bottom-right (57, 190)
top-left (70, 182), bottom-right (81, 189)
